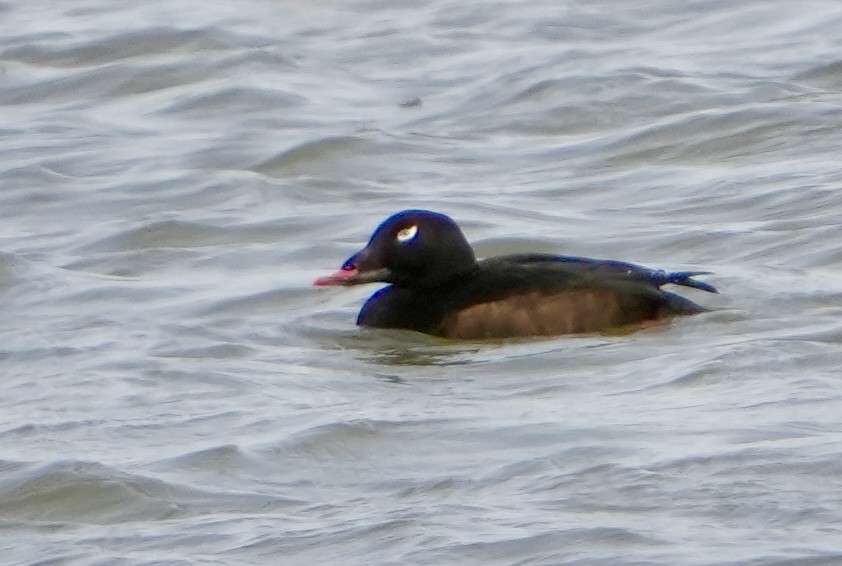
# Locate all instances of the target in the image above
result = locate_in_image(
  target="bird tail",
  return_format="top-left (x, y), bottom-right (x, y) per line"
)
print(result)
top-left (664, 271), bottom-right (718, 294)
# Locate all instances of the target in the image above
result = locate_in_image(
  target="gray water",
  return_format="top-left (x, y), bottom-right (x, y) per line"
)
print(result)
top-left (3, 0), bottom-right (842, 564)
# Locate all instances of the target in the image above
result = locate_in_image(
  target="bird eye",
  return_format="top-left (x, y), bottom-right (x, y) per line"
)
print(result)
top-left (396, 225), bottom-right (418, 243)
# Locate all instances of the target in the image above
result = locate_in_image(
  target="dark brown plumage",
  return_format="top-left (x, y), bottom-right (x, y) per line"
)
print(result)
top-left (314, 210), bottom-right (716, 339)
top-left (441, 290), bottom-right (668, 339)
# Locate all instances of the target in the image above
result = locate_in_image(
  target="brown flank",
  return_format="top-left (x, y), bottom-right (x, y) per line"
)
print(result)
top-left (439, 289), bottom-right (671, 339)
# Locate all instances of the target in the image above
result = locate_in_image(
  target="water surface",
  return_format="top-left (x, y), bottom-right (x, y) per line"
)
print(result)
top-left (2, 0), bottom-right (842, 564)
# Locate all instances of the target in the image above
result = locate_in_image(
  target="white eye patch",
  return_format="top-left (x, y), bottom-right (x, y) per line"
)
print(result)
top-left (396, 224), bottom-right (418, 243)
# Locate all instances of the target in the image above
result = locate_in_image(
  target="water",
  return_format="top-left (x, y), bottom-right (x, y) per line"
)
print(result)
top-left (2, 0), bottom-right (842, 564)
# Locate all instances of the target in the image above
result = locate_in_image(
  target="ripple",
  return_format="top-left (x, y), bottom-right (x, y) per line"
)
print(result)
top-left (164, 85), bottom-right (306, 116)
top-left (0, 458), bottom-right (301, 526)
top-left (795, 60), bottom-right (842, 90)
top-left (601, 104), bottom-right (813, 165)
top-left (161, 444), bottom-right (253, 473)
top-left (0, 460), bottom-right (182, 523)
top-left (253, 135), bottom-right (373, 176)
top-left (436, 528), bottom-right (665, 564)
top-left (4, 27), bottom-right (233, 68)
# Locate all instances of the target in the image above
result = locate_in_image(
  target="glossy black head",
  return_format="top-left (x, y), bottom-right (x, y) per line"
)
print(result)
top-left (315, 210), bottom-right (477, 288)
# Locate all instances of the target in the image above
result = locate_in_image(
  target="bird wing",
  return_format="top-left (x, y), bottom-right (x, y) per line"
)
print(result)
top-left (481, 254), bottom-right (718, 294)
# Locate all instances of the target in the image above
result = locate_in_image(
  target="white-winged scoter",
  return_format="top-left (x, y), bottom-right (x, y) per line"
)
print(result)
top-left (315, 210), bottom-right (716, 339)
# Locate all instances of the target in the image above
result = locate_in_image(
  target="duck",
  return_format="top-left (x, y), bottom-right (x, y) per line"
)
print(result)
top-left (314, 210), bottom-right (716, 339)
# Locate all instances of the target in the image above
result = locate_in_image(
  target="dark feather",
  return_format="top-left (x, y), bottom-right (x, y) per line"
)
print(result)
top-left (484, 254), bottom-right (718, 294)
